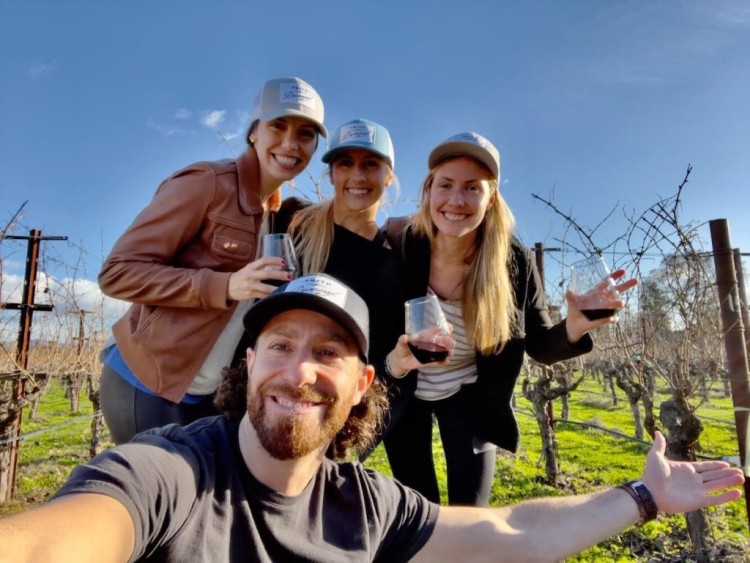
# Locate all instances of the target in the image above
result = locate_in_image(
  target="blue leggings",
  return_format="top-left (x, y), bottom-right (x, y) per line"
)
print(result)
top-left (99, 364), bottom-right (218, 444)
top-left (383, 383), bottom-right (496, 507)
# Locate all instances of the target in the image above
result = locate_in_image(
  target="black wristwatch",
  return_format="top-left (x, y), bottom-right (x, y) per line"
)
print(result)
top-left (617, 480), bottom-right (658, 524)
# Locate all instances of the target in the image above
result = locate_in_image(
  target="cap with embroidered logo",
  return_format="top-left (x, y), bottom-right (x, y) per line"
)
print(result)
top-left (243, 274), bottom-right (369, 361)
top-left (428, 131), bottom-right (500, 180)
top-left (250, 77), bottom-right (327, 138)
top-left (321, 119), bottom-right (395, 168)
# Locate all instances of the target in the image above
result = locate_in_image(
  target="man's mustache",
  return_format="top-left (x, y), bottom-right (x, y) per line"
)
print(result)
top-left (260, 383), bottom-right (335, 405)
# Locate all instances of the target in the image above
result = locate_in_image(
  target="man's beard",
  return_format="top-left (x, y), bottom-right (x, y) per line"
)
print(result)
top-left (247, 382), bottom-right (354, 460)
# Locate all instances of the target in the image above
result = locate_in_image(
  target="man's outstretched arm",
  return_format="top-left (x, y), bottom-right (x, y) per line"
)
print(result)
top-left (0, 493), bottom-right (135, 563)
top-left (414, 431), bottom-right (745, 563)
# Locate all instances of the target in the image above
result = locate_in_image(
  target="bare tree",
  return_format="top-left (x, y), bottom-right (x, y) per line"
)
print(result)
top-left (533, 165), bottom-right (728, 557)
top-left (522, 359), bottom-right (584, 484)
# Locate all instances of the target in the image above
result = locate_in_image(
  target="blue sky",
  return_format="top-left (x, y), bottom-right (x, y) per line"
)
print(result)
top-left (1, 0), bottom-right (749, 323)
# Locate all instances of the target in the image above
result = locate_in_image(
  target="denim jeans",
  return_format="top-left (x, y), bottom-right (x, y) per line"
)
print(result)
top-left (100, 364), bottom-right (218, 444)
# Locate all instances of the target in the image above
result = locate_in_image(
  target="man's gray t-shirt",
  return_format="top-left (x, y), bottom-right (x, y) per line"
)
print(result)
top-left (53, 416), bottom-right (438, 562)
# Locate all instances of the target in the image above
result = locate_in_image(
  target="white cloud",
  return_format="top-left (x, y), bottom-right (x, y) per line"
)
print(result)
top-left (200, 110), bottom-right (226, 129)
top-left (217, 110), bottom-right (252, 142)
top-left (51, 277), bottom-right (104, 312)
top-left (29, 59), bottom-right (58, 78)
top-left (0, 272), bottom-right (128, 344)
top-left (147, 117), bottom-right (186, 136)
top-left (1, 272), bottom-right (24, 303)
top-left (146, 108), bottom-right (247, 144)
top-left (2, 259), bottom-right (26, 271)
top-left (45, 276), bottom-right (129, 326)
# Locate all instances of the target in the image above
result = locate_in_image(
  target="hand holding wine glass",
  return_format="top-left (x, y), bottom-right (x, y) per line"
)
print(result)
top-left (256, 233), bottom-right (299, 287)
top-left (227, 234), bottom-right (299, 301)
top-left (569, 256), bottom-right (620, 321)
top-left (405, 294), bottom-right (454, 364)
top-left (564, 256), bottom-right (638, 344)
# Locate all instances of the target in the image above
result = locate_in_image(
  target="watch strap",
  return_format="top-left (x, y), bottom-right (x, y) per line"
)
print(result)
top-left (617, 480), bottom-right (658, 524)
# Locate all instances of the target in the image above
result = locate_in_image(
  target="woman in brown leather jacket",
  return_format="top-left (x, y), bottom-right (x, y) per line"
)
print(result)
top-left (97, 77), bottom-right (327, 443)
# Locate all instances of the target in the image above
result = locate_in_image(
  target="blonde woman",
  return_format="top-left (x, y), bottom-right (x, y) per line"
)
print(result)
top-left (273, 119), bottom-right (410, 450)
top-left (98, 77), bottom-right (326, 443)
top-left (383, 132), bottom-right (637, 506)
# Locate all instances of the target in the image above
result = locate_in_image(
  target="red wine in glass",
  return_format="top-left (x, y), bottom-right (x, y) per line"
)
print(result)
top-left (580, 308), bottom-right (617, 321)
top-left (257, 234), bottom-right (299, 286)
top-left (570, 256), bottom-right (620, 320)
top-left (405, 294), bottom-right (453, 364)
top-left (262, 265), bottom-right (297, 287)
top-left (407, 340), bottom-right (450, 363)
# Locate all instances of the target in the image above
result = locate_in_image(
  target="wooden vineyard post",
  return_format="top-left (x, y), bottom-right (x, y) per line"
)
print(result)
top-left (709, 219), bottom-right (750, 527)
top-left (0, 229), bottom-right (66, 502)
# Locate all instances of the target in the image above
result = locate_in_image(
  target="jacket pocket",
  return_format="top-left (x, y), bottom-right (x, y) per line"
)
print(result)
top-left (130, 303), bottom-right (165, 339)
top-left (205, 215), bottom-right (258, 263)
top-left (124, 304), bottom-right (230, 396)
top-left (211, 233), bottom-right (254, 261)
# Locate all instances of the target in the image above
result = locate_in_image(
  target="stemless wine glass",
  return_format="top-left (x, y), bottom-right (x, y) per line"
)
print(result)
top-left (569, 255), bottom-right (620, 320)
top-left (256, 233), bottom-right (299, 286)
top-left (404, 294), bottom-right (452, 364)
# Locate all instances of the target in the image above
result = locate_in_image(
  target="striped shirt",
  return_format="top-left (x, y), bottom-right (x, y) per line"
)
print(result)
top-left (415, 291), bottom-right (478, 401)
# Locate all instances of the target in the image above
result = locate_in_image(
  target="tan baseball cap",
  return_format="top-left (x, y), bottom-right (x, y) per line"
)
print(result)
top-left (250, 77), bottom-right (327, 138)
top-left (428, 132), bottom-right (500, 179)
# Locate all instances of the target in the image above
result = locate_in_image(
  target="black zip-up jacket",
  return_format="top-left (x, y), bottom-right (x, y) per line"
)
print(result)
top-left (384, 218), bottom-right (593, 452)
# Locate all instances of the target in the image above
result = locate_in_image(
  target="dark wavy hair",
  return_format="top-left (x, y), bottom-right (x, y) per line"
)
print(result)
top-left (214, 360), bottom-right (387, 460)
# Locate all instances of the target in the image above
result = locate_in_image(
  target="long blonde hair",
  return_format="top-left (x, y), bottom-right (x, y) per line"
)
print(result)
top-left (288, 158), bottom-right (396, 275)
top-left (411, 159), bottom-right (518, 355)
top-left (288, 199), bottom-right (336, 275)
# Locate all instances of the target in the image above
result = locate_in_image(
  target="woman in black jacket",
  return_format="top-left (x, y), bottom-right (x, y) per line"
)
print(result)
top-left (382, 132), bottom-right (636, 506)
top-left (274, 119), bottom-right (411, 458)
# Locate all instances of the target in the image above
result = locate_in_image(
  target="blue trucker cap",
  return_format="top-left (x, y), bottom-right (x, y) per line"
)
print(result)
top-left (321, 119), bottom-right (395, 169)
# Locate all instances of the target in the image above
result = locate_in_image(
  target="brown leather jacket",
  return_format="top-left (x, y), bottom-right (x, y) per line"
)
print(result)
top-left (99, 148), bottom-right (265, 403)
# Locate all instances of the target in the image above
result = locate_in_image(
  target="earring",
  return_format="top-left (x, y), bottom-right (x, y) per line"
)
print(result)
top-left (249, 136), bottom-right (256, 144)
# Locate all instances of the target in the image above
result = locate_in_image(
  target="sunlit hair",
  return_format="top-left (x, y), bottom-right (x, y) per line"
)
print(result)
top-left (214, 359), bottom-right (387, 460)
top-left (288, 154), bottom-right (396, 275)
top-left (411, 157), bottom-right (518, 355)
top-left (267, 190), bottom-right (282, 212)
top-left (288, 199), bottom-right (336, 275)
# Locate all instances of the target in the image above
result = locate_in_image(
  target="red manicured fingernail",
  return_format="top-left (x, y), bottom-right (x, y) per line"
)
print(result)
top-left (281, 259), bottom-right (287, 265)
top-left (287, 273), bottom-right (292, 280)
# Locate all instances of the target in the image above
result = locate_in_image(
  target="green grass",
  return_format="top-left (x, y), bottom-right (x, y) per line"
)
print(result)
top-left (1, 379), bottom-right (114, 515)
top-left (365, 378), bottom-right (749, 561)
top-left (3, 378), bottom-right (748, 560)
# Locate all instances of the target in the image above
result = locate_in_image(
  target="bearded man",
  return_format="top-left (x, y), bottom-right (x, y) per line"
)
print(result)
top-left (0, 274), bottom-right (744, 562)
